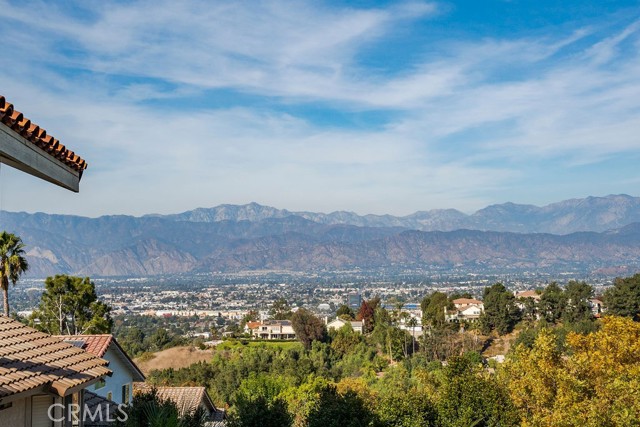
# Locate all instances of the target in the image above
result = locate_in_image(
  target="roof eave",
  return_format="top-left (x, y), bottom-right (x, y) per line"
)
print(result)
top-left (0, 123), bottom-right (81, 192)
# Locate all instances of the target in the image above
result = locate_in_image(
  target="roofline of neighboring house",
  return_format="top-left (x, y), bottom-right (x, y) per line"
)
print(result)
top-left (110, 337), bottom-right (146, 382)
top-left (54, 334), bottom-right (146, 382)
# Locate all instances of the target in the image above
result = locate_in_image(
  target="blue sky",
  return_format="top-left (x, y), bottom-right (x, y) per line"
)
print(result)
top-left (1, 0), bottom-right (639, 217)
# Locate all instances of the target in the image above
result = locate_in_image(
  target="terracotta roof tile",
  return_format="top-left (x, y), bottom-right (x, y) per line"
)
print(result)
top-left (0, 95), bottom-right (87, 172)
top-left (452, 298), bottom-right (483, 305)
top-left (0, 316), bottom-right (110, 400)
top-left (54, 335), bottom-right (113, 358)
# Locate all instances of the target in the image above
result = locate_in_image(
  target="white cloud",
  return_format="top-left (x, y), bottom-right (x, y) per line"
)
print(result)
top-left (1, 1), bottom-right (639, 216)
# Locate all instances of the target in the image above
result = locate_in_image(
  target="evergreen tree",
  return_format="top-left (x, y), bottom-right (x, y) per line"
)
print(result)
top-left (30, 275), bottom-right (112, 335)
top-left (480, 283), bottom-right (520, 335)
top-left (604, 274), bottom-right (640, 321)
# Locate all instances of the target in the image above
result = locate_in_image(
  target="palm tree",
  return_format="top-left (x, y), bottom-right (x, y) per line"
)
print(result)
top-left (407, 317), bottom-right (418, 354)
top-left (0, 232), bottom-right (29, 316)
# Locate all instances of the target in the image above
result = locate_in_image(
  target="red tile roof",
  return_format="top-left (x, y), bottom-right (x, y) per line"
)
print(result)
top-left (54, 334), bottom-right (145, 382)
top-left (0, 316), bottom-right (111, 400)
top-left (0, 95), bottom-right (87, 172)
top-left (246, 321), bottom-right (261, 329)
top-left (55, 335), bottom-right (113, 358)
top-left (452, 298), bottom-right (483, 305)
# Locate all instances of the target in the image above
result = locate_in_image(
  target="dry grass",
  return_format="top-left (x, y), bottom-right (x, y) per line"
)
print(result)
top-left (134, 346), bottom-right (215, 374)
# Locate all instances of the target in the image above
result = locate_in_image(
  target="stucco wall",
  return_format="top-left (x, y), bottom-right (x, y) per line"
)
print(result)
top-left (93, 347), bottom-right (134, 404)
top-left (0, 397), bottom-right (26, 426)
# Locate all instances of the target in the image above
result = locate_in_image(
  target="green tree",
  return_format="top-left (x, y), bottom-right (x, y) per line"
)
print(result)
top-left (438, 355), bottom-right (520, 427)
top-left (269, 297), bottom-right (293, 320)
top-left (291, 308), bottom-right (327, 350)
top-left (0, 231), bottom-right (29, 316)
top-left (421, 291), bottom-right (451, 327)
top-left (227, 374), bottom-right (292, 427)
top-left (31, 275), bottom-right (112, 335)
top-left (480, 283), bottom-right (520, 335)
top-left (538, 282), bottom-right (566, 323)
top-left (605, 274), bottom-right (640, 321)
top-left (336, 304), bottom-right (355, 320)
top-left (563, 281), bottom-right (594, 324)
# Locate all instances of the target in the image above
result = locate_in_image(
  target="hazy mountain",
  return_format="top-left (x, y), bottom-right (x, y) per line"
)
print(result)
top-left (157, 194), bottom-right (640, 234)
top-left (3, 194), bottom-right (640, 278)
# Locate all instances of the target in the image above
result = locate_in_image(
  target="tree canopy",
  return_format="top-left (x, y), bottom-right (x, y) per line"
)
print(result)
top-left (291, 308), bottom-right (327, 350)
top-left (30, 275), bottom-right (113, 335)
top-left (605, 274), bottom-right (640, 321)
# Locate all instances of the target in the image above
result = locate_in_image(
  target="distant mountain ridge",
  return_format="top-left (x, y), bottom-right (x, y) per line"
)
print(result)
top-left (2, 194), bottom-right (640, 278)
top-left (158, 194), bottom-right (640, 234)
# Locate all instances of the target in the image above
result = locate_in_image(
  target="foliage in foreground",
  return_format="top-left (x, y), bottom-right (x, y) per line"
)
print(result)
top-left (117, 389), bottom-right (207, 427)
top-left (151, 315), bottom-right (640, 427)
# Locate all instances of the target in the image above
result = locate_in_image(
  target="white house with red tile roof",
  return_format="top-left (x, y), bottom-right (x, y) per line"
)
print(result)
top-left (54, 335), bottom-right (145, 407)
top-left (0, 316), bottom-right (112, 427)
top-left (446, 298), bottom-right (484, 322)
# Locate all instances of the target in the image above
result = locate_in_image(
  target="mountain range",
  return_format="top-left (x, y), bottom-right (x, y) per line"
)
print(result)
top-left (3, 194), bottom-right (640, 278)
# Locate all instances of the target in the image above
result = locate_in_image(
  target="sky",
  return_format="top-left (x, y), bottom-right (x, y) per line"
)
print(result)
top-left (1, 0), bottom-right (640, 217)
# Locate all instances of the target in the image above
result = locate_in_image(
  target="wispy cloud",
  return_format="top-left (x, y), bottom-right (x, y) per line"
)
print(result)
top-left (0, 1), bottom-right (639, 216)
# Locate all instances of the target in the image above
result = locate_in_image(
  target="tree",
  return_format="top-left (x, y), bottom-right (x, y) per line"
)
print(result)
top-left (269, 297), bottom-right (293, 320)
top-left (407, 317), bottom-right (419, 354)
top-left (438, 355), bottom-right (520, 427)
top-left (421, 291), bottom-right (451, 327)
top-left (336, 304), bottom-right (354, 320)
top-left (562, 281), bottom-right (594, 324)
top-left (605, 274), bottom-right (640, 321)
top-left (31, 275), bottom-right (112, 335)
top-left (480, 283), bottom-right (520, 335)
top-left (356, 297), bottom-right (380, 334)
top-left (538, 282), bottom-right (566, 323)
top-left (291, 308), bottom-right (327, 350)
top-left (227, 374), bottom-right (292, 427)
top-left (503, 316), bottom-right (640, 426)
top-left (0, 231), bottom-right (29, 316)
top-left (241, 310), bottom-right (259, 327)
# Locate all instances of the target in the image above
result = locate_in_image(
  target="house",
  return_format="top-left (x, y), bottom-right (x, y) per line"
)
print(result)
top-left (133, 384), bottom-right (220, 421)
top-left (515, 290), bottom-right (542, 302)
top-left (0, 316), bottom-right (112, 426)
top-left (247, 320), bottom-right (296, 340)
top-left (244, 321), bottom-right (262, 334)
top-left (452, 298), bottom-right (484, 310)
top-left (326, 318), bottom-right (364, 334)
top-left (54, 335), bottom-right (145, 406)
top-left (446, 298), bottom-right (484, 322)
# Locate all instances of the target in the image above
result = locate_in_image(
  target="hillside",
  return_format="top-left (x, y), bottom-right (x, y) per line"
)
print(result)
top-left (3, 195), bottom-right (640, 277)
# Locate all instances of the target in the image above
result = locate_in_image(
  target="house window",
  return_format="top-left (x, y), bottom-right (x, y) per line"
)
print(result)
top-left (95, 378), bottom-right (106, 390)
top-left (122, 383), bottom-right (131, 405)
